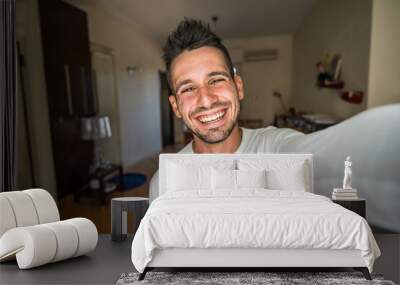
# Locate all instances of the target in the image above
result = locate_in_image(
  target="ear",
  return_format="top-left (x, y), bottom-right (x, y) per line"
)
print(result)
top-left (169, 95), bottom-right (183, 118)
top-left (234, 75), bottom-right (244, 101)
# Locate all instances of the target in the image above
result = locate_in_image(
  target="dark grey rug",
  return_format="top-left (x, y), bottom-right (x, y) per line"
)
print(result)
top-left (116, 271), bottom-right (396, 285)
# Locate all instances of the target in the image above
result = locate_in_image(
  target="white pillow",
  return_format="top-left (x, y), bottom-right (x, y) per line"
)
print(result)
top-left (212, 168), bottom-right (268, 190)
top-left (238, 159), bottom-right (309, 191)
top-left (266, 163), bottom-right (307, 191)
top-left (167, 162), bottom-right (211, 191)
top-left (237, 169), bottom-right (267, 189)
top-left (212, 168), bottom-right (236, 190)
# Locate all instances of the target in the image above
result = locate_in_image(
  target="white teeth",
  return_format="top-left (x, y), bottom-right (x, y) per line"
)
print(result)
top-left (198, 111), bottom-right (225, 124)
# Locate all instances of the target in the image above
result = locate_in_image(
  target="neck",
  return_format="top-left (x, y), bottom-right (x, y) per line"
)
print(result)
top-left (192, 125), bottom-right (242, 154)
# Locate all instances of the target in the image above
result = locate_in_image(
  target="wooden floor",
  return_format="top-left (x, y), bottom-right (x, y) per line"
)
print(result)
top-left (58, 144), bottom-right (185, 233)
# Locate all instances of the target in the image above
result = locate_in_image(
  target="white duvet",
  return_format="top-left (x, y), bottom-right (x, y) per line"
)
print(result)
top-left (131, 190), bottom-right (380, 273)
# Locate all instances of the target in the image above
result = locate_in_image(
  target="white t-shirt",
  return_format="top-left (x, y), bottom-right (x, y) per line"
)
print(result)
top-left (149, 126), bottom-right (303, 202)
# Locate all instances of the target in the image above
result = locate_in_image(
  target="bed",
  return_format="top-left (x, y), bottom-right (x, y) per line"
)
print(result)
top-left (131, 154), bottom-right (380, 280)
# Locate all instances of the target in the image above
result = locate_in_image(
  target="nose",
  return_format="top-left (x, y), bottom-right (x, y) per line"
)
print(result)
top-left (197, 85), bottom-right (218, 108)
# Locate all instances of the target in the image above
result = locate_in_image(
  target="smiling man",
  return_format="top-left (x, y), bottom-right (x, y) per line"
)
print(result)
top-left (149, 19), bottom-right (302, 202)
top-left (167, 43), bottom-right (243, 153)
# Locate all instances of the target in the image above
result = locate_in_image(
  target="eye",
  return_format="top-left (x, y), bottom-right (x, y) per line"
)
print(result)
top-left (180, 86), bottom-right (196, 95)
top-left (209, 78), bottom-right (225, 85)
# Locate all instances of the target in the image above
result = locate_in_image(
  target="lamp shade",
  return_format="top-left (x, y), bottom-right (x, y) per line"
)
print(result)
top-left (81, 115), bottom-right (112, 140)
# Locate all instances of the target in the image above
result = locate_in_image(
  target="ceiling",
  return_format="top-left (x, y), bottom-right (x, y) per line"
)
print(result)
top-left (95, 0), bottom-right (317, 46)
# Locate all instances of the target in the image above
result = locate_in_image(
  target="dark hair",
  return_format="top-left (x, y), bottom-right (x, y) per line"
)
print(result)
top-left (163, 18), bottom-right (235, 92)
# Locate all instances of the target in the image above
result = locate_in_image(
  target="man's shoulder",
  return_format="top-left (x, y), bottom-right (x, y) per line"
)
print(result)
top-left (245, 126), bottom-right (277, 135)
top-left (178, 142), bottom-right (193, 154)
top-left (242, 126), bottom-right (303, 152)
top-left (248, 126), bottom-right (302, 137)
top-left (245, 126), bottom-right (291, 140)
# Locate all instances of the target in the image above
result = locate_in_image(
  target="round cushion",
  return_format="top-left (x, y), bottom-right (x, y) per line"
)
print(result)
top-left (0, 195), bottom-right (17, 238)
top-left (42, 221), bottom-right (79, 262)
top-left (65, 218), bottom-right (98, 257)
top-left (0, 192), bottom-right (38, 227)
top-left (0, 226), bottom-right (57, 269)
top-left (23, 189), bottom-right (60, 223)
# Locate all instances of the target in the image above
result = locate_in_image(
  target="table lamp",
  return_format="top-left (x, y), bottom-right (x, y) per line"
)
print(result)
top-left (81, 115), bottom-right (112, 171)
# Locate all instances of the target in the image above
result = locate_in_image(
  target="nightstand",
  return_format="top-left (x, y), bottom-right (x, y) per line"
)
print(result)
top-left (111, 197), bottom-right (149, 242)
top-left (332, 198), bottom-right (366, 218)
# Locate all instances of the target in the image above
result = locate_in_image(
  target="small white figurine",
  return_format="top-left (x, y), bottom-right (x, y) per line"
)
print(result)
top-left (342, 156), bottom-right (352, 189)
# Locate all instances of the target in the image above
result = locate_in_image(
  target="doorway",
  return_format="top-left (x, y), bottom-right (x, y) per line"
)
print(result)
top-left (91, 44), bottom-right (122, 164)
top-left (159, 71), bottom-right (174, 147)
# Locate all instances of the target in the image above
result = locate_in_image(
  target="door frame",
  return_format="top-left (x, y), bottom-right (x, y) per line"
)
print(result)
top-left (90, 42), bottom-right (122, 164)
top-left (159, 71), bottom-right (175, 146)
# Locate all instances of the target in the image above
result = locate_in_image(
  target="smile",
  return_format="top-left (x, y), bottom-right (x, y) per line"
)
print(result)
top-left (196, 109), bottom-right (227, 125)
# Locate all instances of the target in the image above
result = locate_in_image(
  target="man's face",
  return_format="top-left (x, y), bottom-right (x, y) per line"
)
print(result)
top-left (169, 46), bottom-right (244, 144)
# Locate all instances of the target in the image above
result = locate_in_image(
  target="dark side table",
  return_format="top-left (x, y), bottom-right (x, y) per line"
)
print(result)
top-left (111, 197), bottom-right (149, 242)
top-left (332, 198), bottom-right (366, 218)
top-left (74, 164), bottom-right (123, 204)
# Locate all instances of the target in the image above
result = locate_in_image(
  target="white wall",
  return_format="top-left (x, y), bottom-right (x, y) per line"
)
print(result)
top-left (224, 35), bottom-right (293, 126)
top-left (293, 0), bottom-right (372, 119)
top-left (67, 1), bottom-right (164, 167)
top-left (367, 0), bottom-right (400, 108)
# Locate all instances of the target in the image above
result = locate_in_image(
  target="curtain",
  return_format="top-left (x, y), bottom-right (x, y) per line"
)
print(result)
top-left (0, 0), bottom-right (16, 192)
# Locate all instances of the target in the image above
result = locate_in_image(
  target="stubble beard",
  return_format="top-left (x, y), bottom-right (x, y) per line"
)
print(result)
top-left (183, 97), bottom-right (240, 144)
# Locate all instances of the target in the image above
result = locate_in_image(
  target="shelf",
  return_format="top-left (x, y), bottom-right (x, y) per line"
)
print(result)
top-left (317, 80), bottom-right (345, 89)
top-left (341, 90), bottom-right (364, 104)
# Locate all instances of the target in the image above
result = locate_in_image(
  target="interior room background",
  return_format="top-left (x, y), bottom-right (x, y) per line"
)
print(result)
top-left (13, 0), bottom-right (400, 234)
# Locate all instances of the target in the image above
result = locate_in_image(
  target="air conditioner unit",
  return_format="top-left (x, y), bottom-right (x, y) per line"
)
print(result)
top-left (244, 49), bottom-right (278, 62)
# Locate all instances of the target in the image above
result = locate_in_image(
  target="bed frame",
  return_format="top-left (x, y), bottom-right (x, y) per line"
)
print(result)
top-left (139, 154), bottom-right (371, 281)
top-left (139, 248), bottom-right (371, 280)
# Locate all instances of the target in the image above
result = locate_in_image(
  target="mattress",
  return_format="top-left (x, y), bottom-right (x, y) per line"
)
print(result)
top-left (131, 189), bottom-right (380, 273)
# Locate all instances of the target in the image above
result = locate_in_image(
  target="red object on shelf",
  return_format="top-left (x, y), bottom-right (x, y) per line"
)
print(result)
top-left (341, 90), bottom-right (364, 104)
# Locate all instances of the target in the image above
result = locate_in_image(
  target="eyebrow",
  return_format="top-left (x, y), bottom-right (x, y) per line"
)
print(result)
top-left (175, 71), bottom-right (231, 93)
top-left (207, 71), bottom-right (231, 78)
top-left (175, 79), bottom-right (192, 94)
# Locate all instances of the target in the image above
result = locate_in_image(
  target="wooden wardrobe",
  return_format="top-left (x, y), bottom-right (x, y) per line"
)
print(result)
top-left (38, 0), bottom-right (96, 198)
